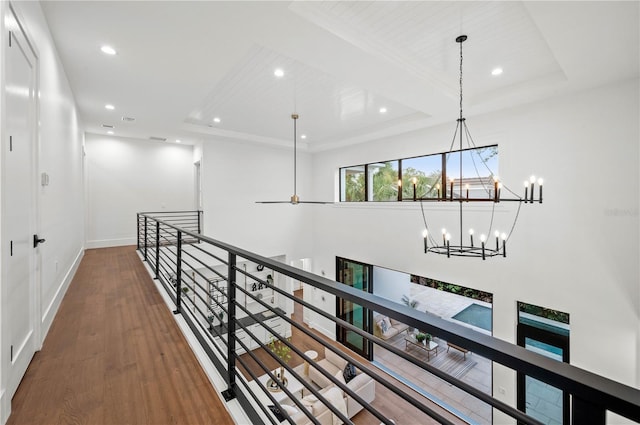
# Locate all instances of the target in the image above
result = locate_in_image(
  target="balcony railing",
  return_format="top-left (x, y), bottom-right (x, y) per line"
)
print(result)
top-left (136, 211), bottom-right (640, 425)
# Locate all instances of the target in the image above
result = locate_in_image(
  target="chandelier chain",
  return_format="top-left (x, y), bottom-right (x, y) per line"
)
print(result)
top-left (459, 37), bottom-right (463, 119)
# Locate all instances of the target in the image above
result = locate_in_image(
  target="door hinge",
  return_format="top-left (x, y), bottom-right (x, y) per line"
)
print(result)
top-left (10, 240), bottom-right (13, 256)
top-left (9, 135), bottom-right (13, 152)
top-left (10, 345), bottom-right (13, 362)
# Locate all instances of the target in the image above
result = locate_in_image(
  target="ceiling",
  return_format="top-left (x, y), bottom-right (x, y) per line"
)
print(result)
top-left (40, 1), bottom-right (639, 152)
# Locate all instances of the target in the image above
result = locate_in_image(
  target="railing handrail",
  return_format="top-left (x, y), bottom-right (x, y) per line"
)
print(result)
top-left (137, 212), bottom-right (640, 423)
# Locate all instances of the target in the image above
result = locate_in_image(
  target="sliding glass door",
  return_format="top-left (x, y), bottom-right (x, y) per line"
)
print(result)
top-left (517, 302), bottom-right (570, 425)
top-left (336, 258), bottom-right (373, 360)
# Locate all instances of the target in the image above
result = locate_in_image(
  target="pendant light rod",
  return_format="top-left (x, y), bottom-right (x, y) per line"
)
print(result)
top-left (291, 113), bottom-right (299, 204)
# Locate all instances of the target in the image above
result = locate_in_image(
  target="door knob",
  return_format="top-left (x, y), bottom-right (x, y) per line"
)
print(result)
top-left (33, 234), bottom-right (46, 248)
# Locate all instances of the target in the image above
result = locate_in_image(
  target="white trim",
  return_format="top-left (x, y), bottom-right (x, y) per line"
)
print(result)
top-left (85, 238), bottom-right (136, 249)
top-left (0, 388), bottom-right (8, 425)
top-left (40, 248), bottom-right (84, 340)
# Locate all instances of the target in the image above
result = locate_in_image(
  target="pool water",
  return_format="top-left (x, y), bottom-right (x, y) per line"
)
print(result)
top-left (452, 303), bottom-right (492, 332)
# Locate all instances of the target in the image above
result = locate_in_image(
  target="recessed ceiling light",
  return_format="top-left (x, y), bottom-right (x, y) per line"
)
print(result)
top-left (379, 107), bottom-right (387, 114)
top-left (122, 116), bottom-right (135, 122)
top-left (274, 68), bottom-right (284, 78)
top-left (491, 67), bottom-right (503, 76)
top-left (105, 104), bottom-right (115, 110)
top-left (101, 45), bottom-right (116, 55)
top-left (101, 124), bottom-right (114, 128)
top-left (176, 139), bottom-right (181, 143)
top-left (301, 134), bottom-right (307, 139)
top-left (213, 117), bottom-right (221, 123)
top-left (107, 130), bottom-right (114, 135)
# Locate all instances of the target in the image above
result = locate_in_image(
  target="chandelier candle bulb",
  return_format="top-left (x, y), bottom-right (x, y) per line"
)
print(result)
top-left (495, 230), bottom-right (500, 251)
top-left (450, 178), bottom-right (454, 201)
top-left (465, 184), bottom-right (470, 200)
top-left (413, 177), bottom-right (417, 201)
top-left (493, 179), bottom-right (498, 202)
top-left (442, 228), bottom-right (447, 245)
top-left (529, 175), bottom-right (536, 203)
top-left (446, 233), bottom-right (451, 258)
top-left (422, 229), bottom-right (428, 253)
top-left (497, 182), bottom-right (503, 201)
top-left (501, 233), bottom-right (507, 257)
top-left (469, 229), bottom-right (474, 247)
top-left (524, 180), bottom-right (529, 201)
top-left (538, 178), bottom-right (544, 203)
top-left (436, 183), bottom-right (441, 200)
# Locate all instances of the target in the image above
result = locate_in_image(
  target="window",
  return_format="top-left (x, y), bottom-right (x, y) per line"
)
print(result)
top-left (401, 155), bottom-right (442, 200)
top-left (368, 161), bottom-right (399, 201)
top-left (445, 146), bottom-right (498, 199)
top-left (340, 165), bottom-right (365, 202)
top-left (338, 145), bottom-right (498, 202)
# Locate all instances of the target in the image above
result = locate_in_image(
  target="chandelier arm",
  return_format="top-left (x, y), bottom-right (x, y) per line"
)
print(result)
top-left (463, 123), bottom-right (496, 196)
top-left (462, 123), bottom-right (492, 196)
top-left (505, 200), bottom-right (524, 242)
top-left (502, 182), bottom-right (524, 199)
top-left (420, 199), bottom-right (439, 246)
top-left (486, 201), bottom-right (496, 243)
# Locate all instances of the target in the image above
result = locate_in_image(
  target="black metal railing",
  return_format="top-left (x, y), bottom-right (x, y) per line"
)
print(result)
top-left (136, 211), bottom-right (640, 425)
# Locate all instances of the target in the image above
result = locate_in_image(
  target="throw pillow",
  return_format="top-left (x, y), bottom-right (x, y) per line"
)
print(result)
top-left (382, 316), bottom-right (392, 332)
top-left (267, 405), bottom-right (285, 422)
top-left (343, 362), bottom-right (357, 383)
top-left (281, 404), bottom-right (299, 416)
top-left (378, 319), bottom-right (388, 334)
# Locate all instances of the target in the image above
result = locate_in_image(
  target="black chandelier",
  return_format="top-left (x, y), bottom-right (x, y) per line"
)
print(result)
top-left (418, 35), bottom-right (543, 259)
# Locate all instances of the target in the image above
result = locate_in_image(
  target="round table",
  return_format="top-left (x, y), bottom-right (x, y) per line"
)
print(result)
top-left (303, 350), bottom-right (318, 376)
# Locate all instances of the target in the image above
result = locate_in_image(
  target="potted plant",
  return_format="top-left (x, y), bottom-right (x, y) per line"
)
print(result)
top-left (267, 336), bottom-right (291, 386)
top-left (401, 294), bottom-right (418, 309)
top-left (415, 332), bottom-right (427, 343)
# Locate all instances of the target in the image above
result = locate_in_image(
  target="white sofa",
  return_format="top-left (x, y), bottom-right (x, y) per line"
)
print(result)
top-left (373, 314), bottom-right (409, 340)
top-left (284, 347), bottom-right (375, 424)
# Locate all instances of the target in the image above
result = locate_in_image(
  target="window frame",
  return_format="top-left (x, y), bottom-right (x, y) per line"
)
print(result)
top-left (338, 144), bottom-right (498, 203)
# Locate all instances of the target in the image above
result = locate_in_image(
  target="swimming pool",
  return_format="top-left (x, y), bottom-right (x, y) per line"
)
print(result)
top-left (452, 303), bottom-right (492, 332)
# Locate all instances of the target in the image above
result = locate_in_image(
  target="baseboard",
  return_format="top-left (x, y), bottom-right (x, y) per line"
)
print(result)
top-left (308, 321), bottom-right (336, 341)
top-left (40, 247), bottom-right (84, 340)
top-left (85, 237), bottom-right (136, 249)
top-left (0, 388), bottom-right (9, 425)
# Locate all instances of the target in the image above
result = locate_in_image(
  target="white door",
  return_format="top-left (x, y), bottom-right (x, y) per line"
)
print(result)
top-left (3, 7), bottom-right (39, 400)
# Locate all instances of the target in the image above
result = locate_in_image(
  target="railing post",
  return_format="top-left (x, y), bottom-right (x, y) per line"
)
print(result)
top-left (222, 252), bottom-right (237, 401)
top-left (572, 397), bottom-right (605, 425)
top-left (136, 214), bottom-right (140, 251)
top-left (144, 216), bottom-right (148, 261)
top-left (173, 230), bottom-right (182, 315)
top-left (154, 221), bottom-right (160, 279)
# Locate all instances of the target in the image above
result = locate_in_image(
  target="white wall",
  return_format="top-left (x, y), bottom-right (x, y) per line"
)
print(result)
top-left (372, 266), bottom-right (411, 305)
top-left (85, 133), bottom-right (195, 248)
top-left (199, 137), bottom-right (314, 260)
top-left (309, 79), bottom-right (640, 416)
top-left (0, 1), bottom-right (84, 422)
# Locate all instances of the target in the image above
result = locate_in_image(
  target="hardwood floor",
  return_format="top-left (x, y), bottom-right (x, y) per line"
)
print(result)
top-left (7, 246), bottom-right (233, 425)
